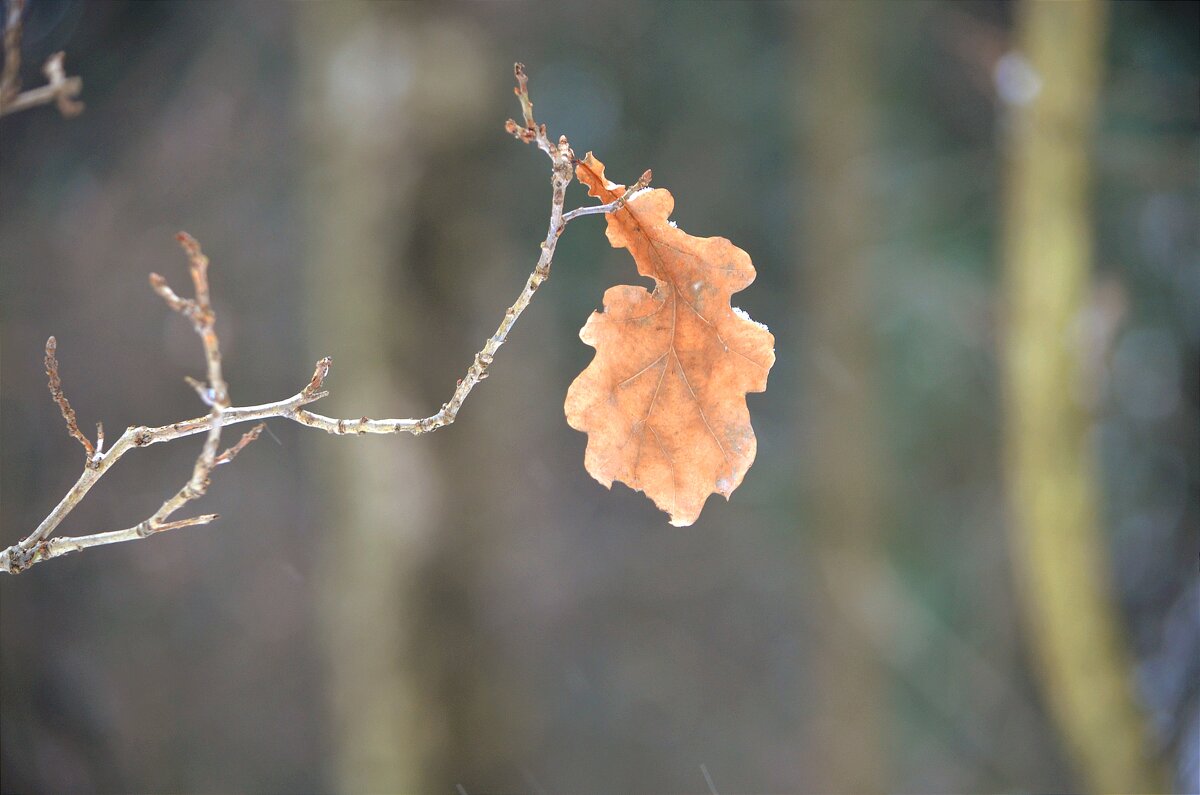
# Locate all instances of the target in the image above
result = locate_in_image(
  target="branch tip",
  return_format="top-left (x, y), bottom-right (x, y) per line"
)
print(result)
top-left (302, 357), bottom-right (333, 401)
top-left (509, 61), bottom-right (541, 146)
top-left (0, 2), bottom-right (82, 119)
top-left (158, 513), bottom-right (220, 532)
top-left (215, 423), bottom-right (264, 466)
top-left (41, 51), bottom-right (82, 117)
top-left (5, 62), bottom-right (582, 574)
top-left (175, 230), bottom-right (200, 254)
top-left (44, 333), bottom-right (95, 460)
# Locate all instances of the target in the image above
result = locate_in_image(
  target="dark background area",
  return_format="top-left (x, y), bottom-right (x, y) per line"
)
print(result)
top-left (1, 1), bottom-right (1196, 793)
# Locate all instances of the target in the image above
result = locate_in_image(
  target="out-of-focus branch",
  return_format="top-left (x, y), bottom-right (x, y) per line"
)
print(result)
top-left (1001, 0), bottom-right (1167, 791)
top-left (0, 63), bottom-right (627, 574)
top-left (0, 0), bottom-right (20, 106)
top-left (0, 0), bottom-right (83, 118)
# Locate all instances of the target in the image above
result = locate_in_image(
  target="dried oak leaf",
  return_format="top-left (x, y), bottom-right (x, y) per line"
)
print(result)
top-left (565, 153), bottom-right (775, 526)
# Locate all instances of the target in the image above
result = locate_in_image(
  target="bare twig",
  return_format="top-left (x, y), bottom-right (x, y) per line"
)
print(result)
top-left (293, 61), bottom-right (577, 437)
top-left (26, 514), bottom-right (221, 565)
top-left (0, 0), bottom-right (21, 106)
top-left (44, 336), bottom-right (96, 463)
top-left (1, 63), bottom-right (639, 574)
top-left (142, 233), bottom-right (231, 534)
top-left (504, 62), bottom-right (546, 152)
top-left (41, 51), bottom-right (82, 117)
top-left (1, 233), bottom-right (244, 573)
top-left (562, 168), bottom-right (652, 223)
top-left (0, 0), bottom-right (83, 118)
top-left (215, 423), bottom-right (265, 466)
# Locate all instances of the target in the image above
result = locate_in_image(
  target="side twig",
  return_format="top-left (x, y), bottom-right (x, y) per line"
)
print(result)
top-left (0, 0), bottom-right (83, 118)
top-left (1, 63), bottom-right (633, 574)
top-left (44, 336), bottom-right (97, 463)
top-left (1, 232), bottom-right (254, 573)
top-left (561, 168), bottom-right (653, 223)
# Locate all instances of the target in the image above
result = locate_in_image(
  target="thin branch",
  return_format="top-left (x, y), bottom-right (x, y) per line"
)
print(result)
top-left (561, 169), bottom-right (653, 223)
top-left (1, 63), bottom-right (637, 574)
top-left (41, 51), bottom-right (82, 117)
top-left (294, 61), bottom-right (577, 437)
top-left (215, 423), bottom-right (265, 466)
top-left (23, 514), bottom-right (220, 568)
top-left (0, 0), bottom-right (21, 106)
top-left (142, 233), bottom-right (229, 531)
top-left (0, 0), bottom-right (82, 118)
top-left (44, 335), bottom-right (96, 462)
top-left (1, 232), bottom-right (237, 572)
top-left (505, 62), bottom-right (552, 158)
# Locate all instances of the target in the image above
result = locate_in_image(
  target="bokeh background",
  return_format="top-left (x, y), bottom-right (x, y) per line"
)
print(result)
top-left (1, 1), bottom-right (1196, 793)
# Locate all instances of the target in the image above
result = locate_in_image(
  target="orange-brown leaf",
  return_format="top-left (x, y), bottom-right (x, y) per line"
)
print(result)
top-left (565, 153), bottom-right (776, 526)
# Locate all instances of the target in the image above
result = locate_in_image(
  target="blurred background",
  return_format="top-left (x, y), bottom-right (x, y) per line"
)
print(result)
top-left (1, 1), bottom-right (1196, 792)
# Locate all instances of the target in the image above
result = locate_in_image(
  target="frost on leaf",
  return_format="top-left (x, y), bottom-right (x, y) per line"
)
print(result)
top-left (564, 153), bottom-right (776, 526)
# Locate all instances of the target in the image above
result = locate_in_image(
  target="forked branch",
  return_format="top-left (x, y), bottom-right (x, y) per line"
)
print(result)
top-left (1, 63), bottom-right (626, 574)
top-left (0, 0), bottom-right (83, 119)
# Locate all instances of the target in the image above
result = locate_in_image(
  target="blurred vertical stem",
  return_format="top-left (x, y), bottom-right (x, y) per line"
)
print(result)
top-left (298, 2), bottom-right (443, 791)
top-left (1002, 0), bottom-right (1166, 791)
top-left (799, 2), bottom-right (886, 791)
